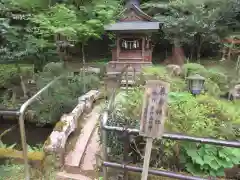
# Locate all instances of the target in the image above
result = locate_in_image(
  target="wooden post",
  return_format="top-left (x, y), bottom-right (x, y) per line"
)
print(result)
top-left (228, 40), bottom-right (234, 61)
top-left (117, 36), bottom-right (120, 61)
top-left (140, 80), bottom-right (170, 180)
top-left (142, 37), bottom-right (145, 61)
top-left (126, 68), bottom-right (129, 93)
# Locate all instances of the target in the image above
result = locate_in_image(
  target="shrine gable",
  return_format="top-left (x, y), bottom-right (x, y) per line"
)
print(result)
top-left (120, 10), bottom-right (145, 21)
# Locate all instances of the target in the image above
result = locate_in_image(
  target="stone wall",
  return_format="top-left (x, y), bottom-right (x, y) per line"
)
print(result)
top-left (43, 90), bottom-right (101, 168)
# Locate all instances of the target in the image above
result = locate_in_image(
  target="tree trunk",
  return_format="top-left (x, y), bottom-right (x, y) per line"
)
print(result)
top-left (81, 43), bottom-right (86, 93)
top-left (196, 46), bottom-right (201, 62)
top-left (196, 35), bottom-right (204, 63)
top-left (190, 45), bottom-right (194, 60)
top-left (11, 90), bottom-right (17, 105)
top-left (20, 75), bottom-right (28, 98)
top-left (48, 0), bottom-right (51, 7)
top-left (196, 40), bottom-right (203, 63)
top-left (16, 64), bottom-right (28, 98)
top-left (221, 46), bottom-right (227, 61)
top-left (227, 41), bottom-right (234, 61)
top-left (172, 38), bottom-right (185, 66)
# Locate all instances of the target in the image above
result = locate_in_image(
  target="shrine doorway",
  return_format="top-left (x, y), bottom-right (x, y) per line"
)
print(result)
top-left (119, 37), bottom-right (143, 60)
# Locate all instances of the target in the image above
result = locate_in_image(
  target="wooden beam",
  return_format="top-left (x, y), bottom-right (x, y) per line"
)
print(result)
top-left (142, 37), bottom-right (145, 61)
top-left (117, 37), bottom-right (120, 61)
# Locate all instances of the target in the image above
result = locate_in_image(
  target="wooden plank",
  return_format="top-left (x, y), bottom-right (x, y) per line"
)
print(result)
top-left (65, 107), bottom-right (101, 168)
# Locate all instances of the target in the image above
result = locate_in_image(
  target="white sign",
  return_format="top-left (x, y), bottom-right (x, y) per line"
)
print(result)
top-left (140, 80), bottom-right (169, 138)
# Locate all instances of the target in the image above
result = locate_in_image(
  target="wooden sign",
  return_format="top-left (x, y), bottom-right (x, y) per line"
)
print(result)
top-left (140, 80), bottom-right (169, 138)
top-left (140, 80), bottom-right (169, 180)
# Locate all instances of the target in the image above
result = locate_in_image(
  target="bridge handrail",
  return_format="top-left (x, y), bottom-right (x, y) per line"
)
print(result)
top-left (19, 75), bottom-right (64, 180)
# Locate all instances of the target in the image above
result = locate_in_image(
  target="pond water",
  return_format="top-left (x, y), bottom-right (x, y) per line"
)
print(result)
top-left (0, 122), bottom-right (52, 150)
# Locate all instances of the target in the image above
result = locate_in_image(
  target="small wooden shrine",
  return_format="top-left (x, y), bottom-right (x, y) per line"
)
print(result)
top-left (104, 0), bottom-right (161, 73)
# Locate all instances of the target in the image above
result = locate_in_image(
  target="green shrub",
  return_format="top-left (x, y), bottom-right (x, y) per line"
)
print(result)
top-left (0, 161), bottom-right (56, 180)
top-left (142, 66), bottom-right (171, 81)
top-left (182, 63), bottom-right (230, 95)
top-left (30, 62), bottom-right (100, 125)
top-left (141, 65), bottom-right (224, 95)
top-left (105, 64), bottom-right (239, 177)
top-left (0, 163), bottom-right (25, 180)
top-left (107, 89), bottom-right (143, 160)
top-left (182, 63), bottom-right (208, 77)
top-left (207, 68), bottom-right (229, 92)
top-left (42, 62), bottom-right (64, 76)
top-left (141, 66), bottom-right (186, 92)
top-left (204, 79), bottom-right (221, 97)
top-left (106, 88), bottom-right (240, 177)
top-left (167, 92), bottom-right (239, 139)
top-left (0, 64), bottom-right (34, 88)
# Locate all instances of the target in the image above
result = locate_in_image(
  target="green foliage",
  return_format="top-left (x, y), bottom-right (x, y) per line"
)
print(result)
top-left (167, 92), bottom-right (239, 139)
top-left (143, 0), bottom-right (239, 60)
top-left (0, 163), bottom-right (25, 180)
top-left (182, 63), bottom-right (229, 95)
top-left (0, 141), bottom-right (16, 149)
top-left (0, 0), bottom-right (56, 69)
top-left (0, 64), bottom-right (33, 88)
top-left (141, 64), bottom-right (228, 95)
top-left (181, 143), bottom-right (240, 177)
top-left (0, 0), bottom-right (120, 71)
top-left (41, 62), bottom-right (65, 77)
top-left (182, 63), bottom-right (208, 77)
top-left (107, 89), bottom-right (143, 160)
top-left (106, 70), bottom-right (239, 177)
top-left (0, 160), bottom-right (56, 180)
top-left (141, 66), bottom-right (186, 92)
top-left (142, 66), bottom-right (170, 80)
top-left (27, 144), bottom-right (43, 152)
top-left (30, 62), bottom-right (100, 125)
top-left (207, 68), bottom-right (229, 92)
top-left (31, 1), bottom-right (118, 43)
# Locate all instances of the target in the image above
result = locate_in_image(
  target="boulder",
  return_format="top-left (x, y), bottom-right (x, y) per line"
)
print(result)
top-left (166, 64), bottom-right (182, 76)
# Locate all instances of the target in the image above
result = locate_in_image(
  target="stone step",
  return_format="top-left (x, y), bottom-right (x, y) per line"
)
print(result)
top-left (121, 80), bottom-right (135, 85)
top-left (64, 106), bottom-right (101, 174)
top-left (56, 171), bottom-right (93, 180)
top-left (120, 87), bottom-right (134, 90)
top-left (107, 72), bottom-right (140, 75)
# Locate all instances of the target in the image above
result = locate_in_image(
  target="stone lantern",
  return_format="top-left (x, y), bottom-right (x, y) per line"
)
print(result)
top-left (186, 74), bottom-right (205, 96)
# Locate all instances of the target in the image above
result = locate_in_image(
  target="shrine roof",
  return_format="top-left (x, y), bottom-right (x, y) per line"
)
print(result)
top-left (104, 21), bottom-right (161, 32)
top-left (123, 4), bottom-right (156, 22)
top-left (104, 1), bottom-right (162, 32)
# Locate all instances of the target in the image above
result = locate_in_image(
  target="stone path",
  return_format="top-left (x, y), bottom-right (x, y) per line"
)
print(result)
top-left (56, 172), bottom-right (92, 180)
top-left (57, 105), bottom-right (102, 180)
